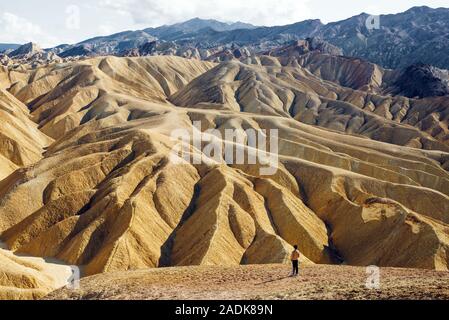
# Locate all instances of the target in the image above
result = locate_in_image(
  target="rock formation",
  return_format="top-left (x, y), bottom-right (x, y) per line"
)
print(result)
top-left (0, 42), bottom-right (63, 68)
top-left (387, 63), bottom-right (449, 98)
top-left (9, 43), bottom-right (43, 58)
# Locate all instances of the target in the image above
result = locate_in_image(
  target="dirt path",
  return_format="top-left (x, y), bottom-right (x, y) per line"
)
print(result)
top-left (46, 264), bottom-right (449, 300)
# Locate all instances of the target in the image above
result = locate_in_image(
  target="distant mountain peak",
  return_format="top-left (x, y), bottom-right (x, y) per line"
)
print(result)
top-left (168, 17), bottom-right (257, 32)
top-left (406, 5), bottom-right (432, 12)
top-left (9, 42), bottom-right (43, 57)
top-left (0, 43), bottom-right (21, 53)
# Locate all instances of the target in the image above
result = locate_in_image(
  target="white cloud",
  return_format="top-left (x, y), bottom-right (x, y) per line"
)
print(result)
top-left (0, 12), bottom-right (60, 47)
top-left (99, 0), bottom-right (312, 27)
top-left (97, 0), bottom-right (133, 16)
top-left (98, 24), bottom-right (117, 36)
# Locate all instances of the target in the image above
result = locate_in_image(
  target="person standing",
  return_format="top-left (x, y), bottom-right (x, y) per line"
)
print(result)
top-left (290, 245), bottom-right (300, 277)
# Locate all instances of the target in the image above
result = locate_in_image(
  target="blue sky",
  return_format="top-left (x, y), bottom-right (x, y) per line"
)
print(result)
top-left (0, 0), bottom-right (448, 47)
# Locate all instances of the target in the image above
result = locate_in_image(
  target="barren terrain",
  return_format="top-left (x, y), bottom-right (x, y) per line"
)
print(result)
top-left (0, 41), bottom-right (448, 300)
top-left (47, 264), bottom-right (449, 300)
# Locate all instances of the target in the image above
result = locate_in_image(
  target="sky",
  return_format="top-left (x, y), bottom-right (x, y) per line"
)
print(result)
top-left (0, 0), bottom-right (448, 47)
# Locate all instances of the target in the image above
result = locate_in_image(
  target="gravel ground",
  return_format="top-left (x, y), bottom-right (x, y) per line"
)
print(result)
top-left (45, 264), bottom-right (449, 300)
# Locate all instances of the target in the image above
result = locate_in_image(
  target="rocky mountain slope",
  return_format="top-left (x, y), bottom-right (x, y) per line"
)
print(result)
top-left (144, 18), bottom-right (256, 37)
top-left (321, 6), bottom-right (449, 69)
top-left (0, 44), bottom-right (448, 299)
top-left (0, 44), bottom-right (20, 55)
top-left (52, 18), bottom-right (256, 59)
top-left (386, 63), bottom-right (449, 98)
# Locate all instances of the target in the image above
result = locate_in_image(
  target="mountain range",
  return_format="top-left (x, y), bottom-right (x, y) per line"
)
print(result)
top-left (0, 44), bottom-right (20, 52)
top-left (32, 6), bottom-right (449, 70)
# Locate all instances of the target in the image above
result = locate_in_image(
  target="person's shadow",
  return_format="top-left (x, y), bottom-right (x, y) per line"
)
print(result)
top-left (256, 276), bottom-right (292, 285)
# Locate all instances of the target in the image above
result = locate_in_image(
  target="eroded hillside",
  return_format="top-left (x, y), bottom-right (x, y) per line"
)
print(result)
top-left (0, 54), bottom-right (448, 298)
